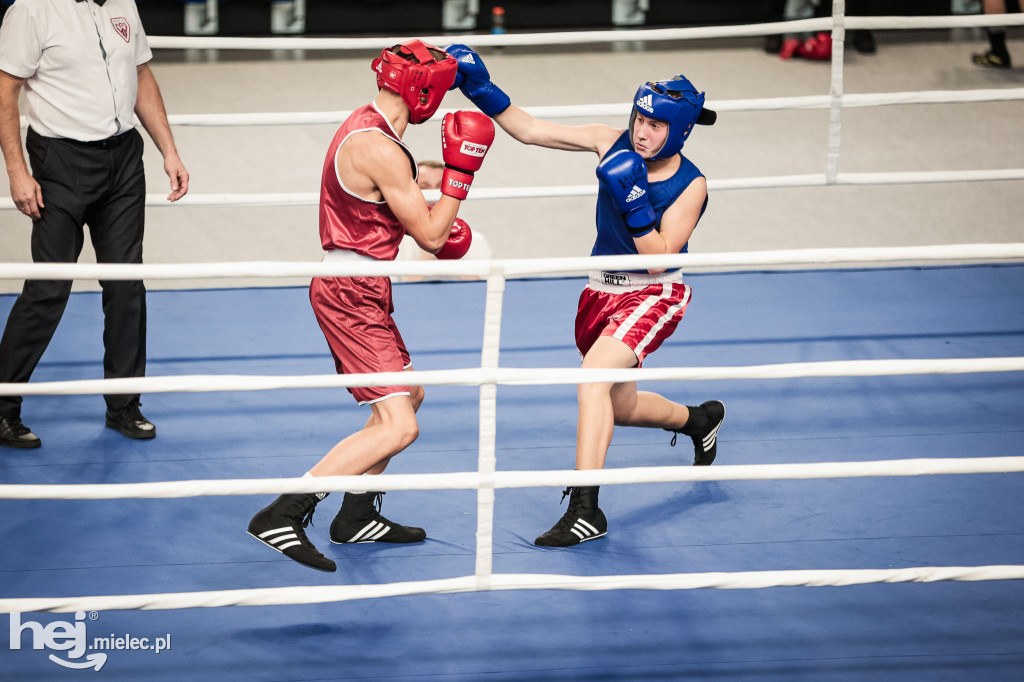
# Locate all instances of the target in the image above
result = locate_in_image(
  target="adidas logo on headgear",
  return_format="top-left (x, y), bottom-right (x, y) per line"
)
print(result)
top-left (625, 185), bottom-right (646, 203)
top-left (636, 94), bottom-right (654, 113)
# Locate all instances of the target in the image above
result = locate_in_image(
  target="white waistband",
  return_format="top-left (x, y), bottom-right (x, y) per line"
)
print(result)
top-left (322, 250), bottom-right (379, 263)
top-left (587, 269), bottom-right (683, 292)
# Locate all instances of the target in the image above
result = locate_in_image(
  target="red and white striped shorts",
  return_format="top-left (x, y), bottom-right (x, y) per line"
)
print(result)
top-left (575, 271), bottom-right (692, 367)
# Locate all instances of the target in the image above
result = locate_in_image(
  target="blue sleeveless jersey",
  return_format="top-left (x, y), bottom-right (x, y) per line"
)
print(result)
top-left (592, 131), bottom-right (707, 271)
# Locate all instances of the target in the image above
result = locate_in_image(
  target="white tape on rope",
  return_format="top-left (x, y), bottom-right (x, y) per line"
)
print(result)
top-left (475, 271), bottom-right (506, 580)
top-left (3, 566), bottom-right (1023, 614)
top-left (1, 457), bottom-right (1022, 500)
top-left (825, 1), bottom-right (846, 184)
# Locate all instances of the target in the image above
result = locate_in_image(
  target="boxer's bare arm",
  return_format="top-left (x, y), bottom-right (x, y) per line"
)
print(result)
top-left (495, 106), bottom-right (621, 157)
top-left (339, 132), bottom-right (458, 252)
top-left (634, 177), bottom-right (707, 267)
top-left (389, 186), bottom-right (461, 254)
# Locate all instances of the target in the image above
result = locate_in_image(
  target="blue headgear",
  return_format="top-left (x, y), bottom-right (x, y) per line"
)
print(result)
top-left (629, 75), bottom-right (716, 161)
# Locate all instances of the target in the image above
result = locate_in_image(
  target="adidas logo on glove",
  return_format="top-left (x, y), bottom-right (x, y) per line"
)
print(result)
top-left (635, 94), bottom-right (654, 113)
top-left (459, 54), bottom-right (476, 64)
top-left (625, 185), bottom-right (646, 203)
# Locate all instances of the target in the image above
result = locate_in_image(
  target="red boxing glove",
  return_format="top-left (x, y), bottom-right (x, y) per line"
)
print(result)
top-left (435, 217), bottom-right (473, 260)
top-left (441, 111), bottom-right (495, 200)
top-left (796, 32), bottom-right (832, 61)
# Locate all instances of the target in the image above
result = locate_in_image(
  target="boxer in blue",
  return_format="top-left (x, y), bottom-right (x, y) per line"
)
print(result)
top-left (448, 45), bottom-right (726, 547)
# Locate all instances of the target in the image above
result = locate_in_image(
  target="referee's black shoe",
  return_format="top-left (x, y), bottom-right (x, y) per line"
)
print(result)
top-left (105, 401), bottom-right (156, 439)
top-left (972, 50), bottom-right (1012, 69)
top-left (0, 416), bottom-right (41, 449)
top-left (666, 400), bottom-right (725, 466)
top-left (248, 493), bottom-right (337, 572)
top-left (535, 486), bottom-right (607, 547)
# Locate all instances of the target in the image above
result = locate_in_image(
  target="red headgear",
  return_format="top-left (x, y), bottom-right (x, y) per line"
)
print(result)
top-left (371, 40), bottom-right (457, 124)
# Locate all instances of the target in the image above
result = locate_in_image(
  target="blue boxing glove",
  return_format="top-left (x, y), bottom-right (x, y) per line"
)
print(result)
top-left (597, 149), bottom-right (657, 236)
top-left (445, 44), bottom-right (512, 118)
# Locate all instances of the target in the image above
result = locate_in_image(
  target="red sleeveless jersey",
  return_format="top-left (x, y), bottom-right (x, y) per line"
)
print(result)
top-left (318, 103), bottom-right (417, 259)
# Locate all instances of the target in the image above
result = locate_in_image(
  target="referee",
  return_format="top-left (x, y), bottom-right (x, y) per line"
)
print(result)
top-left (0, 0), bottom-right (188, 448)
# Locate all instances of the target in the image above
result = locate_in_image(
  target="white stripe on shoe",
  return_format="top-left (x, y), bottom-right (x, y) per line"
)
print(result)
top-left (364, 524), bottom-right (391, 541)
top-left (258, 526), bottom-right (293, 540)
top-left (704, 421), bottom-right (722, 450)
top-left (570, 518), bottom-right (605, 542)
top-left (248, 526), bottom-right (301, 554)
top-left (703, 404), bottom-right (726, 451)
top-left (347, 520), bottom-right (391, 543)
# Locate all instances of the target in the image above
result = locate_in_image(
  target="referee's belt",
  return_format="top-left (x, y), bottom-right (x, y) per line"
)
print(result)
top-left (28, 127), bottom-right (132, 149)
top-left (588, 269), bottom-right (682, 289)
top-left (65, 132), bottom-right (132, 149)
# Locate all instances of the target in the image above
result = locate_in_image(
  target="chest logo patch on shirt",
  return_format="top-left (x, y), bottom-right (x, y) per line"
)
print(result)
top-left (111, 18), bottom-right (130, 43)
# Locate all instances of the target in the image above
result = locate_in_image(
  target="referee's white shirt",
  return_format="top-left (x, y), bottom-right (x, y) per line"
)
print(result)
top-left (0, 0), bottom-right (153, 141)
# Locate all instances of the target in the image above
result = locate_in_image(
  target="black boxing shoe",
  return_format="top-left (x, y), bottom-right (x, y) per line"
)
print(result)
top-left (972, 50), bottom-right (1012, 69)
top-left (534, 487), bottom-right (607, 547)
top-left (248, 493), bottom-right (337, 572)
top-left (0, 416), bottom-right (41, 449)
top-left (330, 492), bottom-right (426, 544)
top-left (666, 400), bottom-right (725, 466)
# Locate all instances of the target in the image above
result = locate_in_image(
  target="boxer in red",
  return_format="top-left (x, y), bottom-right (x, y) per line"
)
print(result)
top-left (448, 44), bottom-right (725, 547)
top-left (247, 40), bottom-right (494, 571)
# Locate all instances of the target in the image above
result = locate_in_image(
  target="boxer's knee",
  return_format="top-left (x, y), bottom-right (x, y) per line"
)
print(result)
top-left (410, 384), bottom-right (425, 412)
top-left (391, 416), bottom-right (419, 451)
top-left (577, 381), bottom-right (613, 407)
top-left (375, 397), bottom-right (420, 451)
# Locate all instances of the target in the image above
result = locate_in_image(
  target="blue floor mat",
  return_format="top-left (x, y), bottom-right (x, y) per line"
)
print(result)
top-left (1, 265), bottom-right (1022, 680)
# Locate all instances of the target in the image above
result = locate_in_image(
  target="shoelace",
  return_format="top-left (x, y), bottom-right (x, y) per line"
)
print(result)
top-left (667, 423), bottom-right (700, 448)
top-left (296, 507), bottom-right (323, 552)
top-left (123, 402), bottom-right (147, 424)
top-left (372, 491), bottom-right (386, 514)
top-left (547, 488), bottom-right (582, 532)
top-left (300, 506), bottom-right (316, 529)
top-left (3, 418), bottom-right (31, 437)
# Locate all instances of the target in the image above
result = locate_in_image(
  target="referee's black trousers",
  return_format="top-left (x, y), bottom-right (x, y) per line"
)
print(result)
top-left (0, 128), bottom-right (148, 419)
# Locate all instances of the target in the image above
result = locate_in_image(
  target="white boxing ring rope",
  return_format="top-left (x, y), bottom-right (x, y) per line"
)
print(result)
top-left (5, 458), bottom-right (1024, 501)
top-left (6, 567), bottom-right (1024, 615)
top-left (1, 244), bottom-right (1023, 281)
top-left (2, 247), bottom-right (1024, 614)
top-left (140, 14), bottom-right (1024, 51)
top-left (17, 88), bottom-right (1024, 128)
top-left (7, 95), bottom-right (1024, 208)
top-left (10, 163), bottom-right (1020, 211)
top-left (2, 14), bottom-right (1024, 614)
